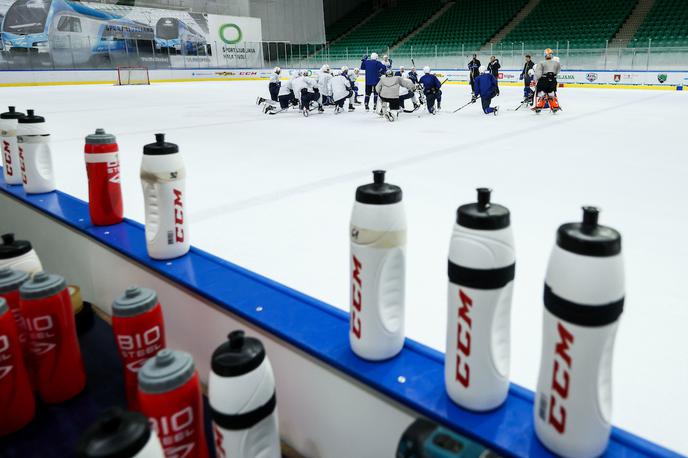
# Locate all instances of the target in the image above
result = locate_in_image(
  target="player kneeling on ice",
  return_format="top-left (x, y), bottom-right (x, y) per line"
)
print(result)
top-left (395, 66), bottom-right (420, 111)
top-left (293, 70), bottom-right (324, 117)
top-left (330, 67), bottom-right (355, 113)
top-left (375, 69), bottom-right (415, 122)
top-left (262, 70), bottom-right (299, 115)
top-left (269, 67), bottom-right (281, 101)
top-left (318, 64), bottom-right (334, 106)
top-left (533, 48), bottom-right (561, 113)
top-left (471, 66), bottom-right (499, 115)
top-left (420, 66), bottom-right (442, 114)
top-left (349, 68), bottom-right (362, 105)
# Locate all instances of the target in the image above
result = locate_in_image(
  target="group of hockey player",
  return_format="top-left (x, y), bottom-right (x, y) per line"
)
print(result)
top-left (256, 47), bottom-right (562, 121)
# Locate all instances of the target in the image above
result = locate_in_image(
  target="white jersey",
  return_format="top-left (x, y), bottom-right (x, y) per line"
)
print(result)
top-left (397, 71), bottom-right (409, 96)
top-left (269, 73), bottom-right (280, 84)
top-left (317, 72), bottom-right (333, 96)
top-left (278, 77), bottom-right (293, 97)
top-left (292, 76), bottom-right (317, 100)
top-left (329, 75), bottom-right (352, 101)
top-left (348, 72), bottom-right (358, 86)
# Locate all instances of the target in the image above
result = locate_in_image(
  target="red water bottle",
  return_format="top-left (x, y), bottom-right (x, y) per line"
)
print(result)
top-left (138, 349), bottom-right (208, 458)
top-left (0, 297), bottom-right (35, 436)
top-left (0, 268), bottom-right (34, 385)
top-left (19, 271), bottom-right (86, 403)
top-left (112, 286), bottom-right (166, 411)
top-left (85, 128), bottom-right (123, 226)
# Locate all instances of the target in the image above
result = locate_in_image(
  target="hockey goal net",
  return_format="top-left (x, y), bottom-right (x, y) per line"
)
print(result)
top-left (116, 67), bottom-right (150, 85)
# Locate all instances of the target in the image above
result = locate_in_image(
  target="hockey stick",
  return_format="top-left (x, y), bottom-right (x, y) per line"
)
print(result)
top-left (453, 97), bottom-right (478, 113)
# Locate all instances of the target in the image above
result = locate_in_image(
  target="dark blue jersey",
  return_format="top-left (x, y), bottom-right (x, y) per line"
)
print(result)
top-left (419, 73), bottom-right (441, 94)
top-left (361, 58), bottom-right (387, 86)
top-left (473, 73), bottom-right (498, 98)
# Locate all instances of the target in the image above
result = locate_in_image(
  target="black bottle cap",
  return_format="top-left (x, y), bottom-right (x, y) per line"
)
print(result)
top-left (557, 206), bottom-right (621, 257)
top-left (211, 330), bottom-right (266, 377)
top-left (0, 106), bottom-right (25, 119)
top-left (18, 109), bottom-right (45, 124)
top-left (143, 133), bottom-right (178, 155)
top-left (75, 408), bottom-right (152, 458)
top-left (355, 170), bottom-right (402, 205)
top-left (457, 188), bottom-right (510, 230)
top-left (0, 233), bottom-right (32, 259)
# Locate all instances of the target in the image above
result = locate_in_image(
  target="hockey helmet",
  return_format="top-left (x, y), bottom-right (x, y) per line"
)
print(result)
top-left (353, 67), bottom-right (360, 74)
top-left (399, 65), bottom-right (405, 71)
top-left (423, 66), bottom-right (431, 73)
top-left (341, 66), bottom-right (349, 73)
top-left (371, 52), bottom-right (379, 60)
top-left (385, 69), bottom-right (393, 77)
top-left (552, 56), bottom-right (560, 62)
top-left (528, 69), bottom-right (535, 77)
top-left (322, 64), bottom-right (330, 72)
top-left (479, 65), bottom-right (487, 73)
top-left (273, 66), bottom-right (281, 74)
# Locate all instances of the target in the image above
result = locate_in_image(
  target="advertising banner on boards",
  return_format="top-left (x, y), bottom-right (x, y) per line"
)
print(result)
top-left (0, 0), bottom-right (262, 69)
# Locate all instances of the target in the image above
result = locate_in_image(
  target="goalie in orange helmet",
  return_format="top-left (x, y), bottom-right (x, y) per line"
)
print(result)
top-left (533, 48), bottom-right (562, 113)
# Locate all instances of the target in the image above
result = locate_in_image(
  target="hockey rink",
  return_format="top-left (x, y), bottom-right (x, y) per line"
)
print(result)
top-left (3, 80), bottom-right (687, 454)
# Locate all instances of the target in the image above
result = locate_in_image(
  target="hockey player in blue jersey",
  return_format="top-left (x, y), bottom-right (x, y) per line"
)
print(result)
top-left (419, 66), bottom-right (442, 114)
top-left (471, 66), bottom-right (499, 115)
top-left (361, 52), bottom-right (387, 111)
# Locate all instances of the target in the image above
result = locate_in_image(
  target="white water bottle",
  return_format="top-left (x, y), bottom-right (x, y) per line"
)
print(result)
top-left (76, 407), bottom-right (165, 458)
top-left (140, 134), bottom-right (189, 260)
top-left (350, 170), bottom-right (406, 361)
top-left (445, 188), bottom-right (515, 411)
top-left (209, 330), bottom-right (280, 458)
top-left (17, 109), bottom-right (55, 194)
top-left (0, 233), bottom-right (43, 274)
top-left (534, 207), bottom-right (624, 458)
top-left (0, 106), bottom-right (25, 185)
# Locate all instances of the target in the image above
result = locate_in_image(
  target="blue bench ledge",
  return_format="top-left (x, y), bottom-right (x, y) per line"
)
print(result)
top-left (0, 169), bottom-right (681, 458)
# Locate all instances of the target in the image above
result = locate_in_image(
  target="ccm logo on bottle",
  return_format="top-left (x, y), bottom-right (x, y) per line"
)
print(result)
top-left (351, 255), bottom-right (362, 339)
top-left (455, 289), bottom-right (473, 388)
top-left (151, 406), bottom-right (195, 454)
top-left (547, 322), bottom-right (574, 434)
top-left (173, 189), bottom-right (184, 243)
top-left (18, 146), bottom-right (27, 184)
top-left (2, 140), bottom-right (12, 175)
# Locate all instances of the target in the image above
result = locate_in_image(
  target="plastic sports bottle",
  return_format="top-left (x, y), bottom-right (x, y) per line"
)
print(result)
top-left (534, 207), bottom-right (624, 458)
top-left (0, 297), bottom-right (35, 436)
top-left (0, 106), bottom-right (25, 185)
top-left (445, 188), bottom-right (515, 411)
top-left (209, 330), bottom-right (280, 458)
top-left (350, 170), bottom-right (407, 361)
top-left (0, 268), bottom-right (32, 376)
top-left (140, 134), bottom-right (189, 260)
top-left (19, 271), bottom-right (86, 403)
top-left (17, 109), bottom-right (55, 194)
top-left (0, 233), bottom-right (43, 274)
top-left (85, 128), bottom-right (123, 226)
top-left (112, 286), bottom-right (166, 411)
top-left (76, 407), bottom-right (165, 458)
top-left (138, 349), bottom-right (208, 458)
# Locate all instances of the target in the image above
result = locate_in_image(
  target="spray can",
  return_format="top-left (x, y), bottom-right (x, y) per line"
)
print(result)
top-left (209, 330), bottom-right (280, 458)
top-left (76, 407), bottom-right (165, 458)
top-left (85, 128), bottom-right (123, 226)
top-left (112, 286), bottom-right (166, 411)
top-left (445, 188), bottom-right (515, 411)
top-left (0, 233), bottom-right (43, 274)
top-left (0, 268), bottom-right (32, 379)
top-left (19, 271), bottom-right (86, 403)
top-left (534, 207), bottom-right (624, 458)
top-left (350, 170), bottom-right (406, 360)
top-left (17, 109), bottom-right (55, 194)
top-left (140, 134), bottom-right (189, 260)
top-left (138, 349), bottom-right (208, 458)
top-left (0, 297), bottom-right (35, 436)
top-left (0, 106), bottom-right (25, 185)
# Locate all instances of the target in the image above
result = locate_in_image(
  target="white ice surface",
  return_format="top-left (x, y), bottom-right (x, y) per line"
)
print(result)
top-left (3, 81), bottom-right (687, 454)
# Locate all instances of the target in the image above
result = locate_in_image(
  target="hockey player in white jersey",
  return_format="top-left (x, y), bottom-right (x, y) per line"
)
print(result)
top-left (262, 70), bottom-right (299, 115)
top-left (382, 54), bottom-right (393, 70)
top-left (375, 69), bottom-right (415, 122)
top-left (395, 65), bottom-right (420, 111)
top-left (317, 65), bottom-right (334, 106)
top-left (293, 70), bottom-right (324, 117)
top-left (330, 66), bottom-right (355, 113)
top-left (349, 68), bottom-right (361, 104)
top-left (268, 67), bottom-right (281, 101)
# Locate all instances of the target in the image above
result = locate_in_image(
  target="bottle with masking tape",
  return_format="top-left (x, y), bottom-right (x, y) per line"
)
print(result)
top-left (140, 134), bottom-right (189, 260)
top-left (76, 407), bottom-right (165, 458)
top-left (19, 271), bottom-right (86, 403)
top-left (534, 207), bottom-right (624, 458)
top-left (0, 233), bottom-right (43, 274)
top-left (445, 188), bottom-right (515, 411)
top-left (112, 286), bottom-right (166, 411)
top-left (209, 330), bottom-right (280, 458)
top-left (0, 297), bottom-right (35, 436)
top-left (17, 109), bottom-right (55, 194)
top-left (0, 106), bottom-right (25, 185)
top-left (349, 170), bottom-right (407, 361)
top-left (138, 349), bottom-right (208, 458)
top-left (85, 128), bottom-right (123, 226)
